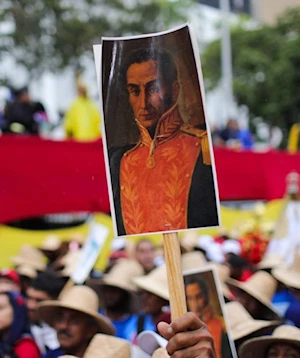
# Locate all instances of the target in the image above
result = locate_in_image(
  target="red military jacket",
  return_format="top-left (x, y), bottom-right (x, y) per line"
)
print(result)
top-left (119, 104), bottom-right (211, 235)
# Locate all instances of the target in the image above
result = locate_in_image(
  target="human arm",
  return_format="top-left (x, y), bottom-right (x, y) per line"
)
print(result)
top-left (157, 312), bottom-right (216, 358)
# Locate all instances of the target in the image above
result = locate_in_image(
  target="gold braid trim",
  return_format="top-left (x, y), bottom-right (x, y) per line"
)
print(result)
top-left (180, 124), bottom-right (212, 165)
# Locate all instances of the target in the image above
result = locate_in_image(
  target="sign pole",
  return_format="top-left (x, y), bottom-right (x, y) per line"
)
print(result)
top-left (163, 232), bottom-right (187, 320)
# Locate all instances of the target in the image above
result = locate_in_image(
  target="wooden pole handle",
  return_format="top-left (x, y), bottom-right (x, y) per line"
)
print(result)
top-left (163, 232), bottom-right (187, 320)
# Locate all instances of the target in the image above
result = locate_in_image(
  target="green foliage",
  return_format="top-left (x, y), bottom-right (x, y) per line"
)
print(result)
top-left (202, 7), bottom-right (300, 132)
top-left (0, 0), bottom-right (195, 81)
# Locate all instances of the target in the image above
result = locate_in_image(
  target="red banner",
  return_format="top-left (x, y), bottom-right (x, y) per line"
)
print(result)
top-left (1, 135), bottom-right (299, 223)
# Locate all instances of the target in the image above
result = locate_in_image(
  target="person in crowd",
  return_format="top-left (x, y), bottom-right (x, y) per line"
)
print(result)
top-left (0, 291), bottom-right (40, 357)
top-left (92, 259), bottom-right (143, 342)
top-left (239, 325), bottom-right (300, 358)
top-left (15, 265), bottom-right (37, 297)
top-left (26, 271), bottom-right (65, 355)
top-left (227, 270), bottom-right (282, 321)
top-left (225, 253), bottom-right (253, 282)
top-left (133, 265), bottom-right (171, 340)
top-left (0, 269), bottom-right (21, 294)
top-left (272, 252), bottom-right (300, 328)
top-left (287, 98), bottom-right (300, 154)
top-left (37, 285), bottom-right (115, 358)
top-left (225, 301), bottom-right (280, 352)
top-left (109, 47), bottom-right (218, 235)
top-left (184, 274), bottom-right (232, 358)
top-left (64, 82), bottom-right (101, 142)
top-left (135, 239), bottom-right (156, 274)
top-left (3, 86), bottom-right (47, 135)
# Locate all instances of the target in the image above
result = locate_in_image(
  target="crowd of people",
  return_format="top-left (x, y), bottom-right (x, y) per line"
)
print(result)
top-left (0, 230), bottom-right (299, 358)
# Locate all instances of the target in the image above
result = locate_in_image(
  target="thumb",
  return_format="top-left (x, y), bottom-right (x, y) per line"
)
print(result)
top-left (157, 321), bottom-right (174, 340)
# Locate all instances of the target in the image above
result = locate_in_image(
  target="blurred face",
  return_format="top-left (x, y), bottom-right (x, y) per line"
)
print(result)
top-left (26, 287), bottom-right (52, 323)
top-left (141, 291), bottom-right (166, 315)
top-left (126, 60), bottom-right (177, 129)
top-left (54, 308), bottom-right (97, 354)
top-left (0, 278), bottom-right (20, 293)
top-left (135, 241), bottom-right (155, 273)
top-left (266, 343), bottom-right (300, 358)
top-left (0, 294), bottom-right (13, 333)
top-left (102, 286), bottom-right (126, 310)
top-left (185, 283), bottom-right (207, 319)
top-left (237, 291), bottom-right (263, 319)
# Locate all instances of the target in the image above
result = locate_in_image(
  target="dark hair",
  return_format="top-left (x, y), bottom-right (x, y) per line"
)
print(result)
top-left (185, 275), bottom-right (209, 306)
top-left (31, 271), bottom-right (65, 299)
top-left (122, 48), bottom-right (178, 89)
top-left (227, 253), bottom-right (249, 270)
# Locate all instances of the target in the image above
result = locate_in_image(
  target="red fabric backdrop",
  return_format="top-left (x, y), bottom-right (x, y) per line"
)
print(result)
top-left (1, 135), bottom-right (299, 223)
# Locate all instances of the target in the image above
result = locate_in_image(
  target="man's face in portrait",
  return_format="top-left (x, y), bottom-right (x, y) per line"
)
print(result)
top-left (186, 282), bottom-right (207, 319)
top-left (126, 59), bottom-right (177, 129)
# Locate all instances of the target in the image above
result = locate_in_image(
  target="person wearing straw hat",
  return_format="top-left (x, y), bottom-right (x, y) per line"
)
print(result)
top-left (11, 244), bottom-right (46, 272)
top-left (238, 325), bottom-right (300, 358)
top-left (58, 312), bottom-right (217, 358)
top-left (184, 274), bottom-right (231, 358)
top-left (88, 259), bottom-right (144, 342)
top-left (227, 270), bottom-right (282, 321)
top-left (133, 265), bottom-right (170, 341)
top-left (37, 285), bottom-right (115, 358)
top-left (225, 301), bottom-right (281, 352)
top-left (272, 251), bottom-right (300, 328)
top-left (26, 271), bottom-right (66, 355)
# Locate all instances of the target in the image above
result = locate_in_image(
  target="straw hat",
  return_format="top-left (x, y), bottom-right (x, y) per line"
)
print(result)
top-left (257, 253), bottom-right (284, 270)
top-left (152, 348), bottom-right (170, 358)
top-left (101, 259), bottom-right (144, 292)
top-left (37, 285), bottom-right (115, 336)
top-left (227, 271), bottom-right (281, 320)
top-left (16, 265), bottom-right (37, 279)
top-left (39, 235), bottom-right (61, 252)
top-left (181, 251), bottom-right (207, 272)
top-left (272, 251), bottom-right (300, 289)
top-left (225, 301), bottom-right (280, 341)
top-left (134, 265), bottom-right (169, 301)
top-left (11, 245), bottom-right (46, 271)
top-left (239, 325), bottom-right (300, 358)
top-left (180, 232), bottom-right (198, 252)
top-left (83, 334), bottom-right (131, 358)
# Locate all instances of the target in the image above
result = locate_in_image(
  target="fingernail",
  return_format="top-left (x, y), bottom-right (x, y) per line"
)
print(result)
top-left (167, 327), bottom-right (173, 334)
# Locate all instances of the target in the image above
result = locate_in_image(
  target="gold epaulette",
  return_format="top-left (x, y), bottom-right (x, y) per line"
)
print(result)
top-left (180, 124), bottom-right (211, 165)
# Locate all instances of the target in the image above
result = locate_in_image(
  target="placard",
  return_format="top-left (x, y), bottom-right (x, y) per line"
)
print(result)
top-left (94, 24), bottom-right (220, 237)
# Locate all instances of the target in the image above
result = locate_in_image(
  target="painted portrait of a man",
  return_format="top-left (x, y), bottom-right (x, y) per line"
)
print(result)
top-left (100, 25), bottom-right (219, 236)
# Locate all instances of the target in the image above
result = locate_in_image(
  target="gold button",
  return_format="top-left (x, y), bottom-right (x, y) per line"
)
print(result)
top-left (195, 142), bottom-right (199, 146)
top-left (121, 185), bottom-right (125, 191)
top-left (186, 174), bottom-right (190, 178)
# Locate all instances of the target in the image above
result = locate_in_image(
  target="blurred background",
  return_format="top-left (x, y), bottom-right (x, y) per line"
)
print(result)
top-left (1, 0), bottom-right (300, 268)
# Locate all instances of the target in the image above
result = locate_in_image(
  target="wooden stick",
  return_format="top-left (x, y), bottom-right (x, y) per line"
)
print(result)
top-left (163, 232), bottom-right (187, 320)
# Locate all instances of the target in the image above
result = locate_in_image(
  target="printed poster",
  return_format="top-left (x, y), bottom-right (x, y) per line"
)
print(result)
top-left (95, 24), bottom-right (220, 237)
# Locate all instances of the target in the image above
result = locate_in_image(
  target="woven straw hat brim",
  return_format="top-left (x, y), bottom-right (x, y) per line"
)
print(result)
top-left (134, 277), bottom-right (169, 301)
top-left (152, 348), bottom-right (170, 358)
top-left (37, 301), bottom-right (115, 336)
top-left (83, 334), bottom-right (131, 358)
top-left (239, 336), bottom-right (300, 358)
top-left (232, 320), bottom-right (280, 340)
top-left (12, 256), bottom-right (45, 271)
top-left (101, 277), bottom-right (134, 293)
top-left (227, 279), bottom-right (281, 320)
top-left (272, 267), bottom-right (300, 289)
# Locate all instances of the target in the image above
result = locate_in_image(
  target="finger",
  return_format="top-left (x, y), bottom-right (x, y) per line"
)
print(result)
top-left (170, 312), bottom-right (204, 334)
top-left (166, 327), bottom-right (213, 356)
top-left (157, 321), bottom-right (175, 340)
top-left (169, 340), bottom-right (216, 358)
